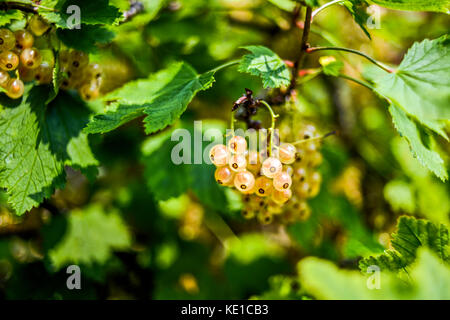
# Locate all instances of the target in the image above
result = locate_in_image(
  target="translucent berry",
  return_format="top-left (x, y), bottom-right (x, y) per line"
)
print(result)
top-left (0, 70), bottom-right (10, 88)
top-left (229, 154), bottom-right (246, 172)
top-left (28, 15), bottom-right (50, 36)
top-left (70, 50), bottom-right (89, 69)
top-left (79, 80), bottom-right (100, 101)
top-left (5, 78), bottom-right (24, 99)
top-left (59, 50), bottom-right (70, 67)
top-left (308, 172), bottom-right (321, 197)
top-left (273, 171), bottom-right (292, 191)
top-left (209, 144), bottom-right (228, 167)
top-left (305, 142), bottom-right (318, 153)
top-left (18, 66), bottom-right (36, 82)
top-left (279, 143), bottom-right (296, 164)
top-left (294, 148), bottom-right (305, 164)
top-left (228, 135), bottom-right (247, 154)
top-left (0, 28), bottom-right (16, 51)
top-left (308, 151), bottom-right (323, 167)
top-left (267, 203), bottom-right (283, 215)
top-left (255, 176), bottom-right (273, 197)
top-left (272, 188), bottom-right (292, 205)
top-left (295, 182), bottom-right (311, 198)
top-left (20, 47), bottom-right (42, 69)
top-left (299, 125), bottom-right (317, 140)
top-left (257, 211), bottom-right (273, 225)
top-left (242, 209), bottom-right (255, 220)
top-left (261, 157), bottom-right (282, 178)
top-left (294, 167), bottom-right (307, 183)
top-left (234, 171), bottom-right (255, 192)
top-left (85, 63), bottom-right (102, 79)
top-left (34, 63), bottom-right (53, 84)
top-left (0, 51), bottom-right (19, 71)
top-left (214, 166), bottom-right (234, 186)
top-left (14, 30), bottom-right (34, 50)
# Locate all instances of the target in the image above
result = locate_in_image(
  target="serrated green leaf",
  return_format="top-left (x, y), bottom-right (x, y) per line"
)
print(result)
top-left (359, 216), bottom-right (449, 273)
top-left (320, 57), bottom-right (344, 76)
top-left (84, 62), bottom-right (215, 135)
top-left (0, 87), bottom-right (98, 215)
top-left (389, 104), bottom-right (447, 181)
top-left (49, 204), bottom-right (131, 270)
top-left (0, 10), bottom-right (23, 27)
top-left (344, 0), bottom-right (371, 39)
top-left (369, 0), bottom-right (450, 13)
top-left (39, 0), bottom-right (122, 28)
top-left (267, 0), bottom-right (297, 11)
top-left (365, 36), bottom-right (450, 136)
top-left (238, 46), bottom-right (291, 88)
top-left (56, 25), bottom-right (115, 52)
top-left (299, 248), bottom-right (450, 299)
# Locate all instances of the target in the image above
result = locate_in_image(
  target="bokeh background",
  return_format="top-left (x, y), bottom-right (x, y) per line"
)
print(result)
top-left (0, 0), bottom-right (449, 300)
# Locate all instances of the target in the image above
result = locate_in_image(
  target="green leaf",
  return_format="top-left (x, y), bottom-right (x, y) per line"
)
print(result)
top-left (359, 216), bottom-right (449, 273)
top-left (299, 248), bottom-right (450, 299)
top-left (56, 25), bottom-right (115, 52)
top-left (238, 46), bottom-right (291, 89)
top-left (369, 0), bottom-right (450, 13)
top-left (389, 104), bottom-right (447, 181)
top-left (144, 139), bottom-right (192, 201)
top-left (0, 10), bottom-right (23, 27)
top-left (0, 87), bottom-right (98, 215)
top-left (319, 56), bottom-right (344, 76)
top-left (39, 0), bottom-right (122, 28)
top-left (344, 0), bottom-right (371, 39)
top-left (365, 36), bottom-right (450, 136)
top-left (49, 204), bottom-right (131, 270)
top-left (305, 0), bottom-right (320, 6)
top-left (267, 0), bottom-right (297, 11)
top-left (85, 62), bottom-right (215, 135)
top-left (383, 179), bottom-right (415, 213)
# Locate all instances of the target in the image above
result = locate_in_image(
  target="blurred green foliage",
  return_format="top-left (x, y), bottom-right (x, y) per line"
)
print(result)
top-left (0, 0), bottom-right (449, 300)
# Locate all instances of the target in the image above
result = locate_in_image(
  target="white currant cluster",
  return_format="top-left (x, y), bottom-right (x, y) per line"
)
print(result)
top-left (210, 124), bottom-right (323, 224)
top-left (0, 14), bottom-right (103, 101)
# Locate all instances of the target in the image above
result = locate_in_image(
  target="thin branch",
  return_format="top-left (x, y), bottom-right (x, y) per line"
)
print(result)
top-left (0, 1), bottom-right (56, 13)
top-left (288, 6), bottom-right (313, 94)
top-left (307, 46), bottom-right (394, 73)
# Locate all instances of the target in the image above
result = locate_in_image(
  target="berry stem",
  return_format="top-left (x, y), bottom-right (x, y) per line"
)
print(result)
top-left (338, 73), bottom-right (376, 91)
top-left (307, 46), bottom-right (394, 73)
top-left (209, 59), bottom-right (240, 74)
top-left (291, 131), bottom-right (336, 146)
top-left (0, 1), bottom-right (56, 12)
top-left (258, 100), bottom-right (278, 157)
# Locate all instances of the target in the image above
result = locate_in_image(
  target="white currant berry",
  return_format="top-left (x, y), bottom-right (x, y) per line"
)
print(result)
top-left (0, 70), bottom-right (10, 88)
top-left (5, 78), bottom-right (24, 99)
top-left (0, 28), bottom-right (16, 51)
top-left (271, 188), bottom-right (292, 205)
top-left (261, 157), bottom-right (282, 178)
top-left (209, 144), bottom-right (228, 167)
top-left (234, 171), bottom-right (255, 192)
top-left (255, 176), bottom-right (273, 197)
top-left (228, 135), bottom-right (247, 154)
top-left (214, 166), bottom-right (234, 186)
top-left (229, 154), bottom-right (246, 172)
top-left (273, 171), bottom-right (292, 191)
top-left (279, 143), bottom-right (296, 164)
top-left (28, 15), bottom-right (50, 36)
top-left (0, 51), bottom-right (19, 71)
top-left (20, 47), bottom-right (42, 69)
top-left (14, 30), bottom-right (34, 50)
